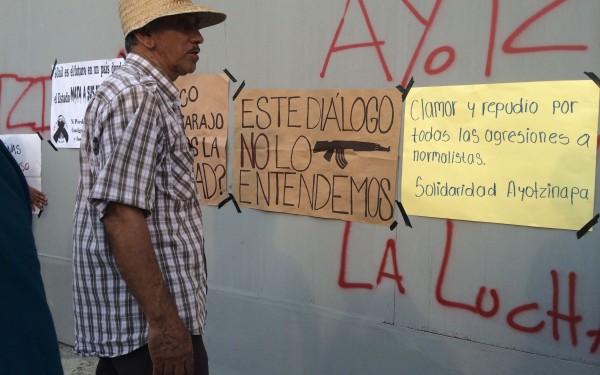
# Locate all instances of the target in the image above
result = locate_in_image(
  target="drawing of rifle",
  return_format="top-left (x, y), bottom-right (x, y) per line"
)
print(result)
top-left (313, 140), bottom-right (390, 169)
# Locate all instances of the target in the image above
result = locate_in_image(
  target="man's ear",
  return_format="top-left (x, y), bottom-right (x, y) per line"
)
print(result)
top-left (135, 28), bottom-right (155, 48)
top-left (138, 27), bottom-right (151, 37)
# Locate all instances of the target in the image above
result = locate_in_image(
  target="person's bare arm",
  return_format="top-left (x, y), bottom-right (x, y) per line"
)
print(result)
top-left (103, 202), bottom-right (193, 375)
top-left (28, 186), bottom-right (48, 210)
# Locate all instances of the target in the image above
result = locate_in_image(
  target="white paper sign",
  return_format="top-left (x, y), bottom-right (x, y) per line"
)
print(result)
top-left (0, 134), bottom-right (43, 212)
top-left (0, 134), bottom-right (41, 177)
top-left (51, 58), bottom-right (123, 148)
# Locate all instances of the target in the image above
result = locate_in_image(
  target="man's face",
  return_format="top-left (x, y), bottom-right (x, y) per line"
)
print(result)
top-left (146, 14), bottom-right (204, 81)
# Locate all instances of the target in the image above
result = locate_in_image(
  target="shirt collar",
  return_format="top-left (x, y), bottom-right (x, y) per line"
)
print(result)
top-left (125, 53), bottom-right (180, 107)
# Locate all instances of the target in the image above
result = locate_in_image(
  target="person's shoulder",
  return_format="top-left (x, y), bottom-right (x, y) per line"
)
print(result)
top-left (96, 66), bottom-right (158, 104)
top-left (98, 64), bottom-right (140, 95)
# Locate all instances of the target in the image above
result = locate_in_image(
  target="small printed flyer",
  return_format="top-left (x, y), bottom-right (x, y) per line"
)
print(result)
top-left (50, 58), bottom-right (123, 148)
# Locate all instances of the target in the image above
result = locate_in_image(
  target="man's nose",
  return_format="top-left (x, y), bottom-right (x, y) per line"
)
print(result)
top-left (192, 30), bottom-right (204, 44)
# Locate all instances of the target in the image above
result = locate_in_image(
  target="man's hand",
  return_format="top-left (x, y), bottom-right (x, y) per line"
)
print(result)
top-left (148, 317), bottom-right (194, 375)
top-left (103, 202), bottom-right (193, 375)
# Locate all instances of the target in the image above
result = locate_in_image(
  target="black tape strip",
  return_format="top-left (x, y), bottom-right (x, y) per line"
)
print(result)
top-left (50, 58), bottom-right (58, 78)
top-left (395, 200), bottom-right (413, 228)
top-left (584, 72), bottom-right (600, 88)
top-left (396, 77), bottom-right (415, 102)
top-left (230, 193), bottom-right (242, 214)
top-left (37, 209), bottom-right (44, 218)
top-left (223, 68), bottom-right (237, 83)
top-left (47, 140), bottom-right (58, 151)
top-left (576, 213), bottom-right (599, 239)
top-left (389, 221), bottom-right (398, 231)
top-left (232, 81), bottom-right (246, 101)
top-left (218, 195), bottom-right (232, 209)
top-left (37, 132), bottom-right (44, 141)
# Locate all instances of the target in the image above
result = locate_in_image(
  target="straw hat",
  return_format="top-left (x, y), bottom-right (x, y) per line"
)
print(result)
top-left (119, 0), bottom-right (226, 37)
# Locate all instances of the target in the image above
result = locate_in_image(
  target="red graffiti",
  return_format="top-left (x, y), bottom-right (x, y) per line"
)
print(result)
top-left (321, 0), bottom-right (590, 86)
top-left (406, 0), bottom-right (588, 84)
top-left (435, 219), bottom-right (500, 317)
top-left (376, 239), bottom-right (405, 294)
top-left (1, 49), bottom-right (125, 135)
top-left (501, 0), bottom-right (588, 54)
top-left (400, 0), bottom-right (445, 86)
top-left (507, 303), bottom-right (545, 333)
top-left (485, 0), bottom-right (500, 77)
top-left (339, 220), bottom-right (600, 354)
top-left (486, 0), bottom-right (589, 77)
top-left (338, 221), bottom-right (374, 289)
top-left (438, 220), bottom-right (594, 353)
top-left (546, 270), bottom-right (583, 346)
top-left (338, 221), bottom-right (405, 293)
top-left (320, 0), bottom-right (392, 81)
top-left (0, 74), bottom-right (52, 132)
top-left (588, 327), bottom-right (600, 354)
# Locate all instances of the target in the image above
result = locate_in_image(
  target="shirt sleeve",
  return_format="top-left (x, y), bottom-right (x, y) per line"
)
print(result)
top-left (88, 84), bottom-right (164, 218)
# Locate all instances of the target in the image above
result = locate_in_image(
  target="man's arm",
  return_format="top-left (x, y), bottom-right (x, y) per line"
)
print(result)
top-left (103, 202), bottom-right (193, 375)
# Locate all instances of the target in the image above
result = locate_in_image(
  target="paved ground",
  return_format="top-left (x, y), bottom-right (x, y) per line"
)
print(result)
top-left (58, 342), bottom-right (242, 374)
top-left (60, 343), bottom-right (97, 375)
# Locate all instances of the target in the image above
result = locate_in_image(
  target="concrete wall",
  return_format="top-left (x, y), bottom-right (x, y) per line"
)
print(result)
top-left (1, 1), bottom-right (599, 374)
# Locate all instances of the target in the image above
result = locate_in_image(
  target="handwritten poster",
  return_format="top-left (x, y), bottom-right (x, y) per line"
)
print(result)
top-left (401, 80), bottom-right (599, 230)
top-left (0, 134), bottom-right (42, 211)
top-left (175, 74), bottom-right (229, 205)
top-left (234, 88), bottom-right (402, 225)
top-left (50, 58), bottom-right (123, 148)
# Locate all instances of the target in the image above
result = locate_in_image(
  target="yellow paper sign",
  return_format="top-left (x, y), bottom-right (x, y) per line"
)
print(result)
top-left (234, 88), bottom-right (402, 225)
top-left (401, 80), bottom-right (599, 230)
top-left (175, 74), bottom-right (229, 206)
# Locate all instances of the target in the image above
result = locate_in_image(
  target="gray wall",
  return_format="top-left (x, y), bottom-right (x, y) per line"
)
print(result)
top-left (1, 1), bottom-right (599, 374)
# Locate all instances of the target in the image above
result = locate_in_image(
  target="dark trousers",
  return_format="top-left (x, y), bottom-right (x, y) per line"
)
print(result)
top-left (96, 335), bottom-right (208, 375)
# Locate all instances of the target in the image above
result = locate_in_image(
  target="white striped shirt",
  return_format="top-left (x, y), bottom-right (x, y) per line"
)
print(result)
top-left (73, 53), bottom-right (207, 357)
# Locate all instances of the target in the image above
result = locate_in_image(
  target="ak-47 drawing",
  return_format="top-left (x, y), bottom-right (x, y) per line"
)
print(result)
top-left (313, 140), bottom-right (390, 169)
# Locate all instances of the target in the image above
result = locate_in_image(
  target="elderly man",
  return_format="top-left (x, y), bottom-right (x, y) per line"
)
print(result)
top-left (72, 1), bottom-right (225, 374)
